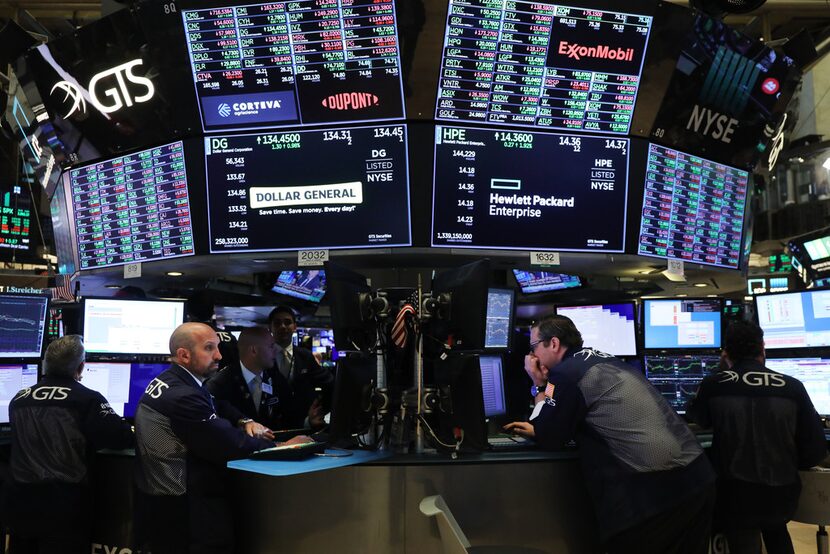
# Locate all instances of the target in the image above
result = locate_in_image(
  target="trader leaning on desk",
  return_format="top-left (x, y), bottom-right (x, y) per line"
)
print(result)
top-left (3, 335), bottom-right (134, 554)
top-left (132, 322), bottom-right (305, 554)
top-left (506, 314), bottom-right (716, 554)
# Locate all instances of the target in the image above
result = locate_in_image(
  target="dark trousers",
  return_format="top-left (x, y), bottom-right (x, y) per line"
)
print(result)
top-left (603, 484), bottom-right (716, 554)
top-left (724, 523), bottom-right (794, 554)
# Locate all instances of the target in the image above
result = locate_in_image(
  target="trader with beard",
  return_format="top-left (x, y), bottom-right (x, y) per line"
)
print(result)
top-left (133, 322), bottom-right (304, 553)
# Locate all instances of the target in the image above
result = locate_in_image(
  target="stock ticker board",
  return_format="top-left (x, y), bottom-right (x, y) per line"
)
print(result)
top-left (638, 143), bottom-right (749, 270)
top-left (182, 0), bottom-right (405, 132)
top-left (0, 187), bottom-right (31, 254)
top-left (204, 124), bottom-right (411, 253)
top-left (431, 125), bottom-right (629, 252)
top-left (68, 141), bottom-right (196, 270)
top-left (435, 0), bottom-right (652, 133)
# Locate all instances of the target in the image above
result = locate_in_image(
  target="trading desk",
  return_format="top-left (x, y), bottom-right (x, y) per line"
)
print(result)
top-left (89, 449), bottom-right (600, 553)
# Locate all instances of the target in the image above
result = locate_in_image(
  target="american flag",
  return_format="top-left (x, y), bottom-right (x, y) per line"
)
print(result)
top-left (51, 274), bottom-right (75, 302)
top-left (391, 292), bottom-right (419, 349)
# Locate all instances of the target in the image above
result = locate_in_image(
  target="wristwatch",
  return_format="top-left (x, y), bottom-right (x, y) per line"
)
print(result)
top-left (531, 384), bottom-right (546, 397)
top-left (237, 418), bottom-right (254, 427)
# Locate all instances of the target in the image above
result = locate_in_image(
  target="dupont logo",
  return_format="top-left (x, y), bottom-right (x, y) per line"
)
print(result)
top-left (218, 103), bottom-right (232, 117)
top-left (322, 92), bottom-right (379, 111)
top-left (558, 41), bottom-right (635, 62)
top-left (761, 78), bottom-right (780, 95)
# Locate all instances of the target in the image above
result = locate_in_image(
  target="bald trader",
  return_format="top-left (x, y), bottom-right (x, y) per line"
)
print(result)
top-left (133, 323), bottom-right (308, 554)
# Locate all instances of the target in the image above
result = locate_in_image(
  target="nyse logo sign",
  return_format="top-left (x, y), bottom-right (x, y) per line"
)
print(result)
top-left (50, 59), bottom-right (155, 118)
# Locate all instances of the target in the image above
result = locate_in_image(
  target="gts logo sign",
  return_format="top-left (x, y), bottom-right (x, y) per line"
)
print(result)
top-left (15, 386), bottom-right (72, 401)
top-left (145, 378), bottom-right (169, 399)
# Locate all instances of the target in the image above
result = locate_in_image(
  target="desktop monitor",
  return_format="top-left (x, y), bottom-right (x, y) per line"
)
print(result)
top-left (324, 262), bottom-right (373, 353)
top-left (512, 271), bottom-right (582, 294)
top-left (328, 355), bottom-right (376, 447)
top-left (555, 302), bottom-right (638, 357)
top-left (272, 270), bottom-right (326, 303)
top-left (430, 259), bottom-right (491, 352)
top-left (484, 288), bottom-right (514, 351)
top-left (643, 298), bottom-right (723, 350)
top-left (765, 358), bottom-right (830, 416)
top-left (0, 363), bottom-right (39, 423)
top-left (81, 361), bottom-right (168, 418)
top-left (0, 294), bottom-right (49, 359)
top-left (479, 356), bottom-right (506, 419)
top-left (644, 354), bottom-right (720, 414)
top-left (82, 298), bottom-right (186, 355)
top-left (755, 289), bottom-right (830, 350)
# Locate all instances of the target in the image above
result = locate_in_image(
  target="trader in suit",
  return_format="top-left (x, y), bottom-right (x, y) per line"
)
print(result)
top-left (133, 322), bottom-right (299, 554)
top-left (268, 306), bottom-right (332, 428)
top-left (4, 335), bottom-right (134, 554)
top-left (206, 326), bottom-right (286, 430)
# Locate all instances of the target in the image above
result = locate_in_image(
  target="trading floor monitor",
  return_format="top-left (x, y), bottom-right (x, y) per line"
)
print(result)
top-left (0, 294), bottom-right (49, 359)
top-left (644, 354), bottom-right (720, 413)
top-left (0, 363), bottom-right (38, 424)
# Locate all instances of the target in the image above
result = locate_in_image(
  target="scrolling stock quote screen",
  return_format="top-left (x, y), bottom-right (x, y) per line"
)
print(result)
top-left (181, 0), bottom-right (405, 132)
top-left (436, 1), bottom-right (652, 133)
top-left (67, 141), bottom-right (195, 270)
top-left (432, 126), bottom-right (628, 251)
top-left (205, 125), bottom-right (410, 252)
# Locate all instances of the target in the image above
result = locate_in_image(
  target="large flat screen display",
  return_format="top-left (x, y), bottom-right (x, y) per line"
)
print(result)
top-left (513, 270), bottom-right (581, 293)
top-left (181, 0), bottom-right (405, 132)
top-left (0, 185), bottom-right (32, 257)
top-left (764, 358), bottom-right (830, 416)
top-left (638, 143), bottom-right (749, 270)
top-left (83, 298), bottom-right (185, 355)
top-left (435, 1), bottom-right (652, 134)
top-left (0, 295), bottom-right (49, 359)
top-left (432, 125), bottom-right (628, 252)
top-left (755, 290), bottom-right (830, 349)
top-left (272, 270), bottom-right (326, 303)
top-left (81, 361), bottom-right (169, 418)
top-left (205, 124), bottom-right (410, 252)
top-left (556, 302), bottom-right (637, 356)
top-left (643, 298), bottom-right (722, 350)
top-left (648, 13), bottom-right (799, 169)
top-left (67, 141), bottom-right (196, 270)
top-left (644, 354), bottom-right (719, 414)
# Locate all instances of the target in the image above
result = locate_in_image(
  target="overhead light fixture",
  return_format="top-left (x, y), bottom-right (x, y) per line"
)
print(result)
top-left (105, 284), bottom-right (120, 289)
top-left (675, 294), bottom-right (688, 297)
top-left (166, 271), bottom-right (184, 277)
top-left (693, 282), bottom-right (709, 287)
top-left (638, 270), bottom-right (652, 275)
top-left (706, 294), bottom-right (718, 298)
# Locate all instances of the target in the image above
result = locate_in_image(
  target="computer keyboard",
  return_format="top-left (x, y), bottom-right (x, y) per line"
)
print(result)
top-left (248, 441), bottom-right (327, 460)
top-left (487, 435), bottom-right (534, 451)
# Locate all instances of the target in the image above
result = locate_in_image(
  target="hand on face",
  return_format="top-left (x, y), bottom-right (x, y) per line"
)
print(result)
top-left (524, 353), bottom-right (549, 387)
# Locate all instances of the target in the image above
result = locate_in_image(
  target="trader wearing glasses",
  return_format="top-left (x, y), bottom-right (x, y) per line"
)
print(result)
top-left (506, 314), bottom-right (716, 554)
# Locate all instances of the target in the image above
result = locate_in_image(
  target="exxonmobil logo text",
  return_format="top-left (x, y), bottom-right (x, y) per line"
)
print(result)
top-left (322, 92), bottom-right (379, 111)
top-left (558, 41), bottom-right (635, 62)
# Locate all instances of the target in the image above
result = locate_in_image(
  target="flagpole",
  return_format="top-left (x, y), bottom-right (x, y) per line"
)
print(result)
top-left (414, 274), bottom-right (424, 454)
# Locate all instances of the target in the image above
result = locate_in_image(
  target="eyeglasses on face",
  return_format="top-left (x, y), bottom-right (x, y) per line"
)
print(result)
top-left (529, 338), bottom-right (549, 354)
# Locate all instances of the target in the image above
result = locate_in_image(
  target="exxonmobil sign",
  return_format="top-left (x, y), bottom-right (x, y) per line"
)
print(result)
top-left (558, 41), bottom-right (635, 62)
top-left (322, 92), bottom-right (379, 111)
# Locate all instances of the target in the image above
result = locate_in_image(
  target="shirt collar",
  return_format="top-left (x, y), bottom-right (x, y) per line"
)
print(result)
top-left (176, 363), bottom-right (205, 386)
top-left (239, 361), bottom-right (260, 384)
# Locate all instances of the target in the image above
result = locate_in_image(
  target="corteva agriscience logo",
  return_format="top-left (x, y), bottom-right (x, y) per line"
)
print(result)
top-left (202, 91), bottom-right (297, 126)
top-left (250, 183), bottom-right (363, 209)
top-left (322, 92), bottom-right (379, 111)
top-left (558, 41), bottom-right (635, 62)
top-left (217, 103), bottom-right (232, 117)
top-left (226, 99), bottom-right (283, 117)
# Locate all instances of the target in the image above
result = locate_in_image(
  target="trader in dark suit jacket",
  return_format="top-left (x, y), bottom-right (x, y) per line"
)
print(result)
top-left (206, 326), bottom-right (288, 430)
top-left (269, 306), bottom-right (333, 429)
top-left (133, 322), bottom-right (295, 554)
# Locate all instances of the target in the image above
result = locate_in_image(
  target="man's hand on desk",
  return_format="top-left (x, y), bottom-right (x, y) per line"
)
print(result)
top-left (503, 421), bottom-right (535, 439)
top-left (243, 421), bottom-right (275, 441)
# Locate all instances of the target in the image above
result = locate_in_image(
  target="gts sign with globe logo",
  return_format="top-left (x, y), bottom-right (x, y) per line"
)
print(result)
top-left (49, 59), bottom-right (155, 118)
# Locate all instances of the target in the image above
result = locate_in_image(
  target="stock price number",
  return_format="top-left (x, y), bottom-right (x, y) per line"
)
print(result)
top-left (323, 129), bottom-right (352, 145)
top-left (373, 126), bottom-right (405, 142)
top-left (559, 136), bottom-right (581, 152)
top-left (458, 183), bottom-right (475, 192)
top-left (227, 189), bottom-right (247, 198)
top-left (604, 139), bottom-right (627, 155)
top-left (227, 173), bottom-right (246, 181)
top-left (494, 131), bottom-right (533, 148)
top-left (257, 133), bottom-right (301, 146)
top-left (457, 215), bottom-right (473, 225)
